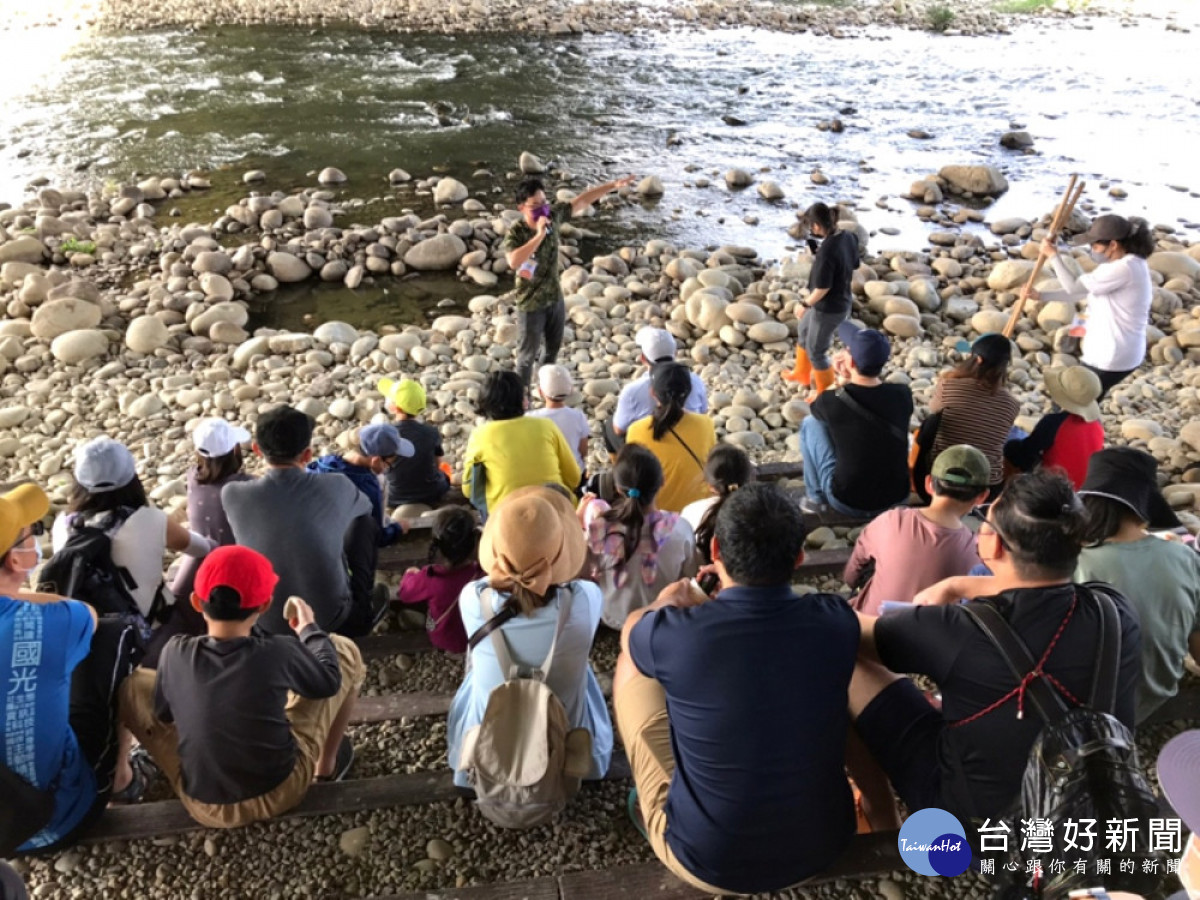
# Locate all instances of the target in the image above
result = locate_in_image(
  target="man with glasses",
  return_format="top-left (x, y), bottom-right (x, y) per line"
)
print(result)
top-left (503, 173), bottom-right (635, 389)
top-left (1, 483), bottom-right (136, 852)
top-left (845, 471), bottom-right (1141, 825)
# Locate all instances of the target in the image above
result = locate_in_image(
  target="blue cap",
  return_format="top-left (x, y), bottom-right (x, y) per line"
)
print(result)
top-left (359, 424), bottom-right (415, 459)
top-left (836, 322), bottom-right (891, 376)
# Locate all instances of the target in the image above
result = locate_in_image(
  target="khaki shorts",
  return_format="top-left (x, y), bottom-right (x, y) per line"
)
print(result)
top-left (119, 634), bottom-right (365, 829)
top-left (613, 668), bottom-right (730, 896)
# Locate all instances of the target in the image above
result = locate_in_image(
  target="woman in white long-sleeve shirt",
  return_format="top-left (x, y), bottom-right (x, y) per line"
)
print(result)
top-left (1038, 214), bottom-right (1155, 398)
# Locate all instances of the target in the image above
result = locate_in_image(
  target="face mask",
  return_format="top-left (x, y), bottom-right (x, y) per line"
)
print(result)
top-left (532, 203), bottom-right (551, 221)
top-left (1089, 249), bottom-right (1108, 264)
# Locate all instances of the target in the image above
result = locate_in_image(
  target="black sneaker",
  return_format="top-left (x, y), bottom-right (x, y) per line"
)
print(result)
top-left (318, 737), bottom-right (355, 782)
top-left (369, 583), bottom-right (391, 628)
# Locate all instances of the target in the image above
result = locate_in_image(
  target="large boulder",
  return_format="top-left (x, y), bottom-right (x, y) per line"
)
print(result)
top-left (986, 259), bottom-right (1035, 292)
top-left (51, 329), bottom-right (109, 364)
top-left (31, 298), bottom-right (102, 340)
top-left (125, 316), bottom-right (170, 354)
top-left (0, 236), bottom-right (47, 265)
top-left (971, 309), bottom-right (1010, 335)
top-left (192, 250), bottom-right (233, 275)
top-left (1148, 251), bottom-right (1200, 281)
top-left (318, 167), bottom-right (347, 185)
top-left (403, 234), bottom-right (467, 271)
top-left (747, 321), bottom-right (789, 343)
top-left (191, 303), bottom-right (249, 336)
top-left (314, 321), bottom-right (359, 345)
top-left (938, 165), bottom-right (1009, 196)
top-left (267, 252), bottom-right (311, 283)
top-left (433, 178), bottom-right (468, 204)
top-left (303, 206), bottom-right (334, 229)
top-left (518, 152), bottom-right (546, 174)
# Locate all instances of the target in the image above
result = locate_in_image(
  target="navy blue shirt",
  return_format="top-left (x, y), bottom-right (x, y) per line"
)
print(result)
top-left (629, 585), bottom-right (859, 893)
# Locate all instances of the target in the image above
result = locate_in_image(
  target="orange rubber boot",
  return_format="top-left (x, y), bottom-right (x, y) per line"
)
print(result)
top-left (783, 347), bottom-right (812, 385)
top-left (805, 367), bottom-right (836, 403)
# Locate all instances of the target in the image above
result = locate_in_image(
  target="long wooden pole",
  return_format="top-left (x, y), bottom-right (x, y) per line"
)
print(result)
top-left (1003, 176), bottom-right (1085, 338)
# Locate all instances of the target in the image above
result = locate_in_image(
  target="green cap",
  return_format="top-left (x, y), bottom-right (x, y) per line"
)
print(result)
top-left (931, 444), bottom-right (990, 489)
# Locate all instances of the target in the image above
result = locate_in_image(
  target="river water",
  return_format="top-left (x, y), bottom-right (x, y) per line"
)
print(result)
top-left (1, 17), bottom-right (1198, 328)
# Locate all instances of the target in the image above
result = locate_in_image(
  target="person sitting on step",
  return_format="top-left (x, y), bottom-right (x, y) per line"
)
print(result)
top-left (119, 546), bottom-right (364, 829)
top-left (1004, 365), bottom-right (1104, 490)
top-left (605, 327), bottom-right (707, 453)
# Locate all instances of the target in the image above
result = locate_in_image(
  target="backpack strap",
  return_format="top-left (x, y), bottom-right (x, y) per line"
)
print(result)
top-left (466, 587), bottom-right (516, 652)
top-left (1081, 582), bottom-right (1121, 715)
top-left (485, 586), bottom-right (572, 683)
top-left (959, 599), bottom-right (1071, 726)
top-left (835, 388), bottom-right (909, 444)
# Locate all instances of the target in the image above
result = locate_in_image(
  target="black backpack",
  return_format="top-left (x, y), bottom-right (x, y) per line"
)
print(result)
top-left (964, 585), bottom-right (1166, 900)
top-left (36, 509), bottom-right (144, 621)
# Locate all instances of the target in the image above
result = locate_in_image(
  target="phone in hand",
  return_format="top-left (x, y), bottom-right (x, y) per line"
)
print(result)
top-left (696, 572), bottom-right (719, 596)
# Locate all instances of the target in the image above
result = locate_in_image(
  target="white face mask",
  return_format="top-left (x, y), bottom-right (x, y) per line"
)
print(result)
top-left (1089, 249), bottom-right (1108, 264)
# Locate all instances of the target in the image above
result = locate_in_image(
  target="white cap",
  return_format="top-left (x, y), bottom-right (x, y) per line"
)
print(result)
top-left (636, 327), bottom-right (676, 364)
top-left (74, 436), bottom-right (137, 493)
top-left (192, 419), bottom-right (252, 459)
top-left (537, 364), bottom-right (574, 400)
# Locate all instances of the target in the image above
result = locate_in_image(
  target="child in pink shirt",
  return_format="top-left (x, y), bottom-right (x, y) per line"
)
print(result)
top-left (396, 508), bottom-right (482, 653)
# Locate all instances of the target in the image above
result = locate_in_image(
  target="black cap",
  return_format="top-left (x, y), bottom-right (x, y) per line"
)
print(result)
top-left (1078, 447), bottom-right (1180, 530)
top-left (255, 405), bottom-right (314, 460)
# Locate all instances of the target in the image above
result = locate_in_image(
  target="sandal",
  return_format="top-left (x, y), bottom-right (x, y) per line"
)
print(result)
top-left (109, 747), bottom-right (157, 804)
top-left (626, 787), bottom-right (648, 841)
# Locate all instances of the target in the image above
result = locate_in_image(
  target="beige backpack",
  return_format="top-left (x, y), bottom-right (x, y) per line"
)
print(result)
top-left (458, 588), bottom-right (593, 829)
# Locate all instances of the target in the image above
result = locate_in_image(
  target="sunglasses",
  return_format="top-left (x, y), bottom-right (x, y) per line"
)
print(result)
top-left (968, 504), bottom-right (1011, 551)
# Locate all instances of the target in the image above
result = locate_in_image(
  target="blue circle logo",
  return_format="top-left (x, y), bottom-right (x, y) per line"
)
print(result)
top-left (897, 808), bottom-right (973, 877)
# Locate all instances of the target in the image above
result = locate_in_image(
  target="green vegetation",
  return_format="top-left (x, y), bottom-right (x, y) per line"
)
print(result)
top-left (994, 0), bottom-right (1091, 12)
top-left (60, 237), bottom-right (96, 255)
top-left (926, 4), bottom-right (955, 30)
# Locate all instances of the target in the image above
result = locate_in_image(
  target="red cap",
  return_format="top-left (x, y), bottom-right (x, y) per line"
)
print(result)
top-left (194, 546), bottom-right (279, 609)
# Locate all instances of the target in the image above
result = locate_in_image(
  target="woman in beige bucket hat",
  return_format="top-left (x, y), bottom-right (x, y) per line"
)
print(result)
top-left (1003, 365), bottom-right (1105, 489)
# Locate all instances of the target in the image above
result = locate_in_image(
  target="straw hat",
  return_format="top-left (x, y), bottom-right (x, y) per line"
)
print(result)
top-left (479, 485), bottom-right (586, 597)
top-left (1043, 366), bottom-right (1102, 423)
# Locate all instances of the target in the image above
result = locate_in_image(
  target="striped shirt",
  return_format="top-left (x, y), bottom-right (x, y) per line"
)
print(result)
top-left (930, 377), bottom-right (1020, 485)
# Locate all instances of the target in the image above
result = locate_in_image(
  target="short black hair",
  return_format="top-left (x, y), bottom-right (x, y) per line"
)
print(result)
top-left (197, 584), bottom-right (261, 621)
top-left (713, 483), bottom-right (806, 587)
top-left (477, 371), bottom-right (525, 421)
top-left (991, 471), bottom-right (1089, 580)
top-left (255, 405), bottom-right (313, 464)
top-left (515, 177), bottom-right (546, 206)
top-left (930, 476), bottom-right (984, 504)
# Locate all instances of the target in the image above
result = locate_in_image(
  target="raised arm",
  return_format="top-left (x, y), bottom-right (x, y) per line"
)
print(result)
top-left (569, 175), bottom-right (635, 216)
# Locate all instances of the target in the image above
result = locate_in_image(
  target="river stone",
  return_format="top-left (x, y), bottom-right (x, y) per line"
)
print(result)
top-left (344, 265), bottom-right (365, 290)
top-left (466, 266), bottom-right (497, 287)
top-left (51, 329), bottom-right (108, 364)
top-left (304, 206), bottom-right (333, 229)
top-left (404, 234), bottom-right (467, 271)
top-left (518, 151), bottom-right (546, 174)
top-left (380, 333), bottom-right (421, 354)
top-left (0, 236), bottom-right (47, 264)
top-left (431, 316), bottom-right (473, 338)
top-left (758, 181), bottom-right (784, 201)
top-left (747, 321), bottom-right (789, 343)
top-left (725, 168), bottom-right (753, 189)
top-left (990, 217), bottom-right (1030, 236)
top-left (318, 167), bottom-right (347, 185)
top-left (938, 164), bottom-right (1008, 196)
top-left (328, 398), bottom-right (356, 420)
top-left (388, 168), bottom-right (412, 184)
top-left (433, 178), bottom-right (468, 204)
top-left (687, 293), bottom-right (730, 332)
top-left (125, 316), bottom-right (170, 354)
top-left (193, 250), bottom-right (232, 275)
top-left (1177, 330), bottom-right (1200, 349)
top-left (1120, 419), bottom-right (1163, 442)
top-left (971, 309), bottom-right (1010, 334)
top-left (1037, 300), bottom-right (1075, 331)
top-left (883, 314), bottom-right (922, 338)
top-left (637, 175), bottom-right (664, 197)
top-left (268, 252), bottom-right (311, 283)
top-left (907, 279), bottom-right (940, 312)
top-left (314, 321), bottom-right (358, 345)
top-left (986, 260), bottom-right (1034, 291)
top-left (584, 379), bottom-right (620, 398)
top-left (410, 346), bottom-right (437, 366)
top-left (339, 826), bottom-right (369, 858)
top-left (210, 322), bottom-right (248, 344)
top-left (426, 839), bottom-right (454, 861)
top-left (200, 272), bottom-right (235, 302)
top-left (232, 336), bottom-right (271, 368)
top-left (192, 303), bottom-right (249, 336)
top-left (725, 302), bottom-right (767, 325)
top-left (0, 406), bottom-right (30, 428)
top-left (31, 298), bottom-right (102, 340)
top-left (277, 196), bottom-right (306, 218)
top-left (1179, 421), bottom-right (1200, 453)
top-left (127, 394), bottom-right (165, 420)
top-left (883, 296), bottom-right (920, 318)
top-left (726, 430), bottom-right (765, 449)
top-left (260, 209), bottom-right (283, 230)
top-left (1148, 251), bottom-right (1200, 281)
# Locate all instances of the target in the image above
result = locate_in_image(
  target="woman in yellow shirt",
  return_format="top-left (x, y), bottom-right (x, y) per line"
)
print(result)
top-left (461, 371), bottom-right (580, 515)
top-left (626, 364), bottom-right (717, 513)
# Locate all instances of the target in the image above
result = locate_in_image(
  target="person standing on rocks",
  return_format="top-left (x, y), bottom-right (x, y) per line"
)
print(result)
top-left (612, 482), bottom-right (859, 894)
top-left (1036, 214), bottom-right (1155, 399)
top-left (782, 203), bottom-right (859, 403)
top-left (503, 174), bottom-right (636, 390)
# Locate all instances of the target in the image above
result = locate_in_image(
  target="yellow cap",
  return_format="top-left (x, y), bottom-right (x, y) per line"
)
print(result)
top-left (0, 483), bottom-right (50, 554)
top-left (377, 377), bottom-right (427, 415)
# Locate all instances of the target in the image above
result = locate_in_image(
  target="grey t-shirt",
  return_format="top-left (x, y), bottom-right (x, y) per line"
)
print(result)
top-left (155, 626), bottom-right (341, 805)
top-left (222, 467), bottom-right (372, 634)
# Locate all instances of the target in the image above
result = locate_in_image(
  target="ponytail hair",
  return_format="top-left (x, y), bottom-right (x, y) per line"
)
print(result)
top-left (601, 444), bottom-right (663, 562)
top-left (428, 506), bottom-right (479, 568)
top-left (694, 445), bottom-right (754, 563)
top-left (1118, 216), bottom-right (1155, 259)
top-left (650, 363), bottom-right (692, 441)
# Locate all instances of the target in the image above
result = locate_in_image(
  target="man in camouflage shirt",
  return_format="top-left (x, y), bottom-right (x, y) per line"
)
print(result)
top-left (503, 174), bottom-right (635, 388)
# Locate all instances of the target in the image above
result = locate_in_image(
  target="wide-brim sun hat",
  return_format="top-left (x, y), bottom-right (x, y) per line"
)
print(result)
top-left (479, 485), bottom-right (586, 597)
top-left (1078, 446), bottom-right (1181, 530)
top-left (1043, 366), bottom-right (1102, 423)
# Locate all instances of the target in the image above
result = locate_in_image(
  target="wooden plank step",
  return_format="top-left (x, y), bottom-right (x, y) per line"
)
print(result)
top-left (84, 753), bottom-right (632, 844)
top-left (373, 878), bottom-right (560, 900)
top-left (352, 692), bottom-right (452, 722)
top-left (357, 630), bottom-right (439, 659)
top-left (1141, 683), bottom-right (1200, 726)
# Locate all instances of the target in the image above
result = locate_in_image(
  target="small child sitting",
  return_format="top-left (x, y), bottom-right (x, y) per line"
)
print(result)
top-left (681, 444), bottom-right (755, 564)
top-left (1004, 365), bottom-right (1104, 489)
top-left (309, 423), bottom-right (415, 547)
top-left (377, 378), bottom-right (453, 509)
top-left (119, 546), bottom-right (365, 828)
top-left (396, 507), bottom-right (484, 654)
top-left (580, 444), bottom-right (698, 629)
top-left (844, 445), bottom-right (989, 616)
top-left (529, 364), bottom-right (590, 482)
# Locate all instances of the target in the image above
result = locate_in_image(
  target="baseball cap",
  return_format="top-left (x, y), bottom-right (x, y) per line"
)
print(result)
top-left (931, 445), bottom-right (990, 490)
top-left (0, 483), bottom-right (49, 555)
top-left (1072, 213), bottom-right (1132, 246)
top-left (359, 423), bottom-right (415, 459)
top-left (254, 406), bottom-right (313, 460)
top-left (192, 418), bottom-right (251, 459)
top-left (377, 377), bottom-right (427, 415)
top-left (537, 364), bottom-right (573, 400)
top-left (194, 545), bottom-right (279, 609)
top-left (636, 327), bottom-right (677, 364)
top-left (836, 321), bottom-right (890, 376)
top-left (74, 436), bottom-right (137, 493)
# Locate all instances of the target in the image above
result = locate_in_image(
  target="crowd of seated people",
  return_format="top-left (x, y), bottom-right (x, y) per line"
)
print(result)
top-left (4, 299), bottom-right (1199, 900)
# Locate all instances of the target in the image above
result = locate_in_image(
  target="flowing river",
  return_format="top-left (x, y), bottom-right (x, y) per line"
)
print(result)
top-left (1, 16), bottom-right (1198, 328)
